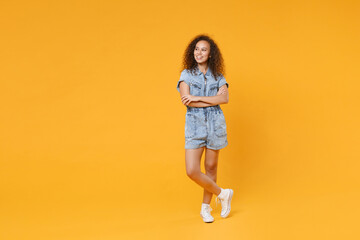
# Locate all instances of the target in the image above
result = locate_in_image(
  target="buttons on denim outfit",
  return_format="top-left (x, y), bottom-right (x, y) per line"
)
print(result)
top-left (176, 66), bottom-right (229, 150)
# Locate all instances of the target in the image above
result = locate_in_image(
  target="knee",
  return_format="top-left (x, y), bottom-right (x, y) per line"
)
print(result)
top-left (205, 162), bottom-right (218, 174)
top-left (186, 168), bottom-right (200, 180)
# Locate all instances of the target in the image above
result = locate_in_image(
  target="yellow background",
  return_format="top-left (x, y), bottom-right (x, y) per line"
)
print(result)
top-left (1, 0), bottom-right (359, 239)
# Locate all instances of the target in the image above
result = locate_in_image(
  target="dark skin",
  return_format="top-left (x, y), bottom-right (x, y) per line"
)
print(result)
top-left (179, 40), bottom-right (229, 203)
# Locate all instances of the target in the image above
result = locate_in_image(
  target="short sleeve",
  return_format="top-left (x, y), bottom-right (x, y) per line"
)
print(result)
top-left (176, 70), bottom-right (190, 93)
top-left (218, 74), bottom-right (229, 89)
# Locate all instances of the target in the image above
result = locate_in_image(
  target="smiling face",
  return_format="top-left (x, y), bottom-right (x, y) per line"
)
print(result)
top-left (194, 40), bottom-right (211, 64)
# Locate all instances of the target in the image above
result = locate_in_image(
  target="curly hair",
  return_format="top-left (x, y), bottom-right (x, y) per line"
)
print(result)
top-left (181, 34), bottom-right (225, 81)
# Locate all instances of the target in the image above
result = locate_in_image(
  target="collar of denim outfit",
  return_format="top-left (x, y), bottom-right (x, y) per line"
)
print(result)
top-left (195, 65), bottom-right (213, 77)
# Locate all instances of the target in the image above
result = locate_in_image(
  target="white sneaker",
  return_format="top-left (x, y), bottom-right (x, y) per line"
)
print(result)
top-left (215, 188), bottom-right (234, 218)
top-left (200, 203), bottom-right (214, 223)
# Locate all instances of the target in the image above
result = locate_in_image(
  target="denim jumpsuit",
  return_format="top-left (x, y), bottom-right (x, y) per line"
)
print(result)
top-left (176, 66), bottom-right (229, 150)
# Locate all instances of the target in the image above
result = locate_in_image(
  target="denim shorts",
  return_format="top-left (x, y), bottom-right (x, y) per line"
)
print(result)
top-left (184, 105), bottom-right (228, 150)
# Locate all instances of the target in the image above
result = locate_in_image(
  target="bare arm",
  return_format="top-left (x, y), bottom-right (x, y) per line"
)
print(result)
top-left (179, 81), bottom-right (228, 107)
top-left (187, 101), bottom-right (215, 107)
top-left (198, 85), bottom-right (229, 105)
top-left (178, 81), bottom-right (215, 107)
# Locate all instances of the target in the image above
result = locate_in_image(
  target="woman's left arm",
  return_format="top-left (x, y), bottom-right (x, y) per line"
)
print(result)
top-left (198, 85), bottom-right (229, 105)
top-left (199, 84), bottom-right (229, 105)
top-left (198, 95), bottom-right (228, 105)
top-left (181, 85), bottom-right (229, 106)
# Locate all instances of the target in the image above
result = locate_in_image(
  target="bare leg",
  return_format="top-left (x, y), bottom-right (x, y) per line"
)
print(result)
top-left (202, 147), bottom-right (220, 204)
top-left (185, 147), bottom-right (221, 196)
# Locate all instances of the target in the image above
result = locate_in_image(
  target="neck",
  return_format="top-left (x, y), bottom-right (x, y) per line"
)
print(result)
top-left (197, 63), bottom-right (208, 73)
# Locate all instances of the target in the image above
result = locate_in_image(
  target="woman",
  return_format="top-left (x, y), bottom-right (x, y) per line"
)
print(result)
top-left (176, 34), bottom-right (234, 223)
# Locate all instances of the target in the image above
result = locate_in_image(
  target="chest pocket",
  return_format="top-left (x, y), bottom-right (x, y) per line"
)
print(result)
top-left (208, 83), bottom-right (218, 96)
top-left (190, 79), bottom-right (203, 96)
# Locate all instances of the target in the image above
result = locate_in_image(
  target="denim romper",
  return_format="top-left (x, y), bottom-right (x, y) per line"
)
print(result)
top-left (176, 66), bottom-right (229, 150)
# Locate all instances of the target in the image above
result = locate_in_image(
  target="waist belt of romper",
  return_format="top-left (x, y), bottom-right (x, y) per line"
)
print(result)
top-left (186, 105), bottom-right (221, 113)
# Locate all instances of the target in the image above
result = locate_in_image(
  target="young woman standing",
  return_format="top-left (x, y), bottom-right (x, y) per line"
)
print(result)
top-left (176, 34), bottom-right (234, 223)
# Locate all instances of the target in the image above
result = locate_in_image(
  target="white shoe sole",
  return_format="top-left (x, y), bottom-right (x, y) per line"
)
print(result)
top-left (200, 213), bottom-right (214, 223)
top-left (221, 189), bottom-right (233, 218)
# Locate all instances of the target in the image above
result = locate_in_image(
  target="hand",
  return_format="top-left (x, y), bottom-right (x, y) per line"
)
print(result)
top-left (217, 87), bottom-right (226, 95)
top-left (181, 94), bottom-right (201, 106)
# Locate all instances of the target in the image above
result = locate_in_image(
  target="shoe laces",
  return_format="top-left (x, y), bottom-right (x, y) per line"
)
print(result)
top-left (215, 196), bottom-right (220, 208)
top-left (215, 191), bottom-right (227, 209)
top-left (202, 205), bottom-right (213, 218)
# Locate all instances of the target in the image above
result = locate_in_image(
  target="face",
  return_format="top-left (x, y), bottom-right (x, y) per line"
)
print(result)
top-left (194, 40), bottom-right (211, 64)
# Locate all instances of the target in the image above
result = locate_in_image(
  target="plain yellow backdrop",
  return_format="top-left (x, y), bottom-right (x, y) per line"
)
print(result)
top-left (1, 0), bottom-right (359, 239)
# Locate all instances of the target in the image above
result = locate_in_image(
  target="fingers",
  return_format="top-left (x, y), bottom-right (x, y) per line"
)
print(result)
top-left (181, 95), bottom-right (189, 100)
top-left (181, 95), bottom-right (191, 105)
top-left (216, 89), bottom-right (226, 95)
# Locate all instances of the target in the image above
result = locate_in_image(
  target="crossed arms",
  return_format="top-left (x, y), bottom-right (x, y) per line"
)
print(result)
top-left (178, 81), bottom-right (229, 107)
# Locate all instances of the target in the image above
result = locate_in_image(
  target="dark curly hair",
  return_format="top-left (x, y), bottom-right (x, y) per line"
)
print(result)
top-left (181, 34), bottom-right (225, 81)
